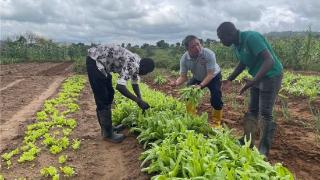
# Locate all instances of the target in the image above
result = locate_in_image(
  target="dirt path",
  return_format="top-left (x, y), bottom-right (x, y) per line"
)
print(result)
top-left (0, 77), bottom-right (65, 152)
top-left (68, 83), bottom-right (148, 180)
top-left (0, 79), bottom-right (24, 91)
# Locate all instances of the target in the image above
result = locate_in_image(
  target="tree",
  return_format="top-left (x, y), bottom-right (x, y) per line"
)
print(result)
top-left (156, 40), bottom-right (169, 49)
top-left (16, 36), bottom-right (27, 44)
top-left (141, 43), bottom-right (150, 49)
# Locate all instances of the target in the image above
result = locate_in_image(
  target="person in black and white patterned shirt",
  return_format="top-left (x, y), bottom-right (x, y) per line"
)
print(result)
top-left (86, 44), bottom-right (155, 143)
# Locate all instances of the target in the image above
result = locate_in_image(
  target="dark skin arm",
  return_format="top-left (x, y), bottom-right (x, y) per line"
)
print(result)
top-left (132, 84), bottom-right (141, 99)
top-left (227, 62), bottom-right (246, 81)
top-left (239, 49), bottom-right (274, 94)
top-left (116, 84), bottom-right (149, 110)
top-left (222, 62), bottom-right (246, 91)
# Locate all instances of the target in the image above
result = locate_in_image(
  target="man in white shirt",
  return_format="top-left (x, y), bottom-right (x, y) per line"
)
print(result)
top-left (171, 35), bottom-right (224, 128)
top-left (86, 44), bottom-right (155, 143)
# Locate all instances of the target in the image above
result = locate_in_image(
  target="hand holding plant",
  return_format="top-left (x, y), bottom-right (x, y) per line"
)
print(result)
top-left (240, 78), bottom-right (255, 95)
top-left (179, 87), bottom-right (205, 107)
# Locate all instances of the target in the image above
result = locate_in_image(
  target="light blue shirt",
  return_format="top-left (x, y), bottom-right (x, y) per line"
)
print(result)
top-left (180, 48), bottom-right (221, 81)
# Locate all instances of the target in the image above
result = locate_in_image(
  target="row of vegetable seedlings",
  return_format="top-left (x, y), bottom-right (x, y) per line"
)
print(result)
top-left (112, 81), bottom-right (294, 179)
top-left (0, 75), bottom-right (86, 180)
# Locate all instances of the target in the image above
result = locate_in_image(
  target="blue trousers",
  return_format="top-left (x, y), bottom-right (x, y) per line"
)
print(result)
top-left (187, 72), bottom-right (223, 110)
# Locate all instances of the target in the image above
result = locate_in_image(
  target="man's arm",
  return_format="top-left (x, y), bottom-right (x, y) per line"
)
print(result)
top-left (252, 49), bottom-right (274, 83)
top-left (116, 84), bottom-right (140, 102)
top-left (173, 54), bottom-right (189, 86)
top-left (116, 84), bottom-right (149, 110)
top-left (132, 84), bottom-right (141, 99)
top-left (198, 69), bottom-right (214, 88)
top-left (227, 62), bottom-right (246, 81)
top-left (244, 33), bottom-right (274, 84)
top-left (198, 49), bottom-right (216, 88)
top-left (175, 73), bottom-right (188, 86)
top-left (222, 62), bottom-right (245, 91)
top-left (239, 49), bottom-right (274, 94)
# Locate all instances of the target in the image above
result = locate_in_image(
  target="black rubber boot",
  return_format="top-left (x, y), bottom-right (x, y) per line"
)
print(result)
top-left (113, 124), bottom-right (125, 132)
top-left (97, 107), bottom-right (125, 143)
top-left (96, 109), bottom-right (105, 137)
top-left (97, 109), bottom-right (125, 133)
top-left (258, 120), bottom-right (277, 157)
top-left (239, 113), bottom-right (258, 148)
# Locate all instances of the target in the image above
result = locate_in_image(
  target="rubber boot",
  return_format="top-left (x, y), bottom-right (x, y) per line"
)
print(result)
top-left (212, 109), bottom-right (223, 128)
top-left (259, 120), bottom-right (276, 157)
top-left (97, 107), bottom-right (125, 143)
top-left (186, 101), bottom-right (197, 116)
top-left (238, 113), bottom-right (258, 148)
top-left (113, 124), bottom-right (125, 132)
top-left (96, 109), bottom-right (104, 136)
top-left (97, 110), bottom-right (125, 134)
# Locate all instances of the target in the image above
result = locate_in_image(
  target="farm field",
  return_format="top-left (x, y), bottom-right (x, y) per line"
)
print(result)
top-left (144, 70), bottom-right (320, 179)
top-left (0, 62), bottom-right (319, 179)
top-left (0, 63), bottom-right (148, 179)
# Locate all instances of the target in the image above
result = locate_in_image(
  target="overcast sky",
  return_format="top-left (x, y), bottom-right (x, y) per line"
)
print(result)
top-left (1, 0), bottom-right (319, 45)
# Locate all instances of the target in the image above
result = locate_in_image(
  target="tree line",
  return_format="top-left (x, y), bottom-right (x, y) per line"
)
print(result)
top-left (1, 32), bottom-right (319, 73)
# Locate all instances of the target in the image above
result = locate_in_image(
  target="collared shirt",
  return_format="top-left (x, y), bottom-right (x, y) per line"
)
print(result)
top-left (87, 44), bottom-right (140, 85)
top-left (233, 31), bottom-right (283, 77)
top-left (180, 48), bottom-right (221, 81)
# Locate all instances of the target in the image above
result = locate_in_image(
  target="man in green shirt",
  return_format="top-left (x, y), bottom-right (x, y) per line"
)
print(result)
top-left (217, 22), bottom-right (283, 158)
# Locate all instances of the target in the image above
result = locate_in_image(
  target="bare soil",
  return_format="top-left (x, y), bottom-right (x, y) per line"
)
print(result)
top-left (0, 63), bottom-right (319, 180)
